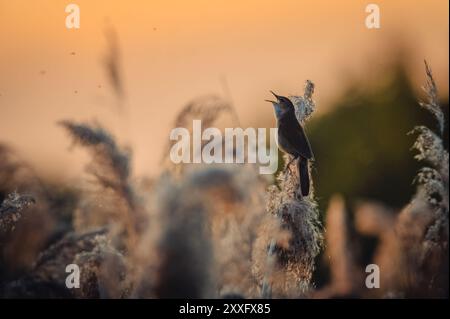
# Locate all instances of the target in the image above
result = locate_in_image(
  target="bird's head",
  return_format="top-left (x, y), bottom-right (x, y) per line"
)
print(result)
top-left (266, 91), bottom-right (294, 117)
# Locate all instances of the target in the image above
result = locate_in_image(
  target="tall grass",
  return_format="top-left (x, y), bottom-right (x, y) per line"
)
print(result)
top-left (0, 62), bottom-right (447, 299)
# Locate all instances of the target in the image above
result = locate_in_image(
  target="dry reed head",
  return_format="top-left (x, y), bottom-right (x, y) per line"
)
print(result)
top-left (133, 167), bottom-right (216, 298)
top-left (0, 146), bottom-right (57, 278)
top-left (103, 26), bottom-right (125, 107)
top-left (265, 153), bottom-right (323, 297)
top-left (72, 235), bottom-right (130, 298)
top-left (59, 120), bottom-right (144, 253)
top-left (28, 228), bottom-right (129, 298)
top-left (406, 62), bottom-right (448, 295)
top-left (420, 61), bottom-right (445, 136)
top-left (0, 191), bottom-right (35, 233)
top-left (174, 95), bottom-right (234, 129)
top-left (59, 121), bottom-right (131, 194)
top-left (290, 80), bottom-right (316, 123)
top-left (161, 95), bottom-right (239, 175)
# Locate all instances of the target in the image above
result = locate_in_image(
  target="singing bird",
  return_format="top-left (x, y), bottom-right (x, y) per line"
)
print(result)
top-left (267, 91), bottom-right (314, 197)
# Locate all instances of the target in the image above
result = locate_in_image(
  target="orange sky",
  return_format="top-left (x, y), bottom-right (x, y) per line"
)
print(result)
top-left (0, 0), bottom-right (448, 180)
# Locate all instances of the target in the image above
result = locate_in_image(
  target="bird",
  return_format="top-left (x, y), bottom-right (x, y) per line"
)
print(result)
top-left (266, 91), bottom-right (314, 197)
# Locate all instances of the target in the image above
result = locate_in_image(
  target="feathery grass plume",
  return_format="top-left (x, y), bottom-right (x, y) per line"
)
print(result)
top-left (59, 120), bottom-right (143, 251)
top-left (72, 236), bottom-right (131, 298)
top-left (409, 125), bottom-right (449, 210)
top-left (290, 80), bottom-right (316, 123)
top-left (419, 61), bottom-right (445, 136)
top-left (393, 61), bottom-right (448, 297)
top-left (0, 191), bottom-right (35, 233)
top-left (314, 195), bottom-right (360, 298)
top-left (0, 145), bottom-right (57, 280)
top-left (174, 95), bottom-right (238, 129)
top-left (103, 26), bottom-right (125, 107)
top-left (32, 228), bottom-right (108, 281)
top-left (265, 153), bottom-right (323, 297)
top-left (410, 62), bottom-right (448, 249)
top-left (133, 170), bottom-right (215, 298)
top-left (59, 121), bottom-right (131, 199)
top-left (155, 177), bottom-right (214, 298)
top-left (25, 227), bottom-right (129, 298)
top-left (389, 201), bottom-right (437, 297)
top-left (161, 95), bottom-right (240, 173)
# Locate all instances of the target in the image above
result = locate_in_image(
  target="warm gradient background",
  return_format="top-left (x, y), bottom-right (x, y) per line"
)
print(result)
top-left (0, 0), bottom-right (448, 180)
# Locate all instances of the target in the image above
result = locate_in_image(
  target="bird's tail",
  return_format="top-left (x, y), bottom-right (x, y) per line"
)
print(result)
top-left (298, 157), bottom-right (310, 197)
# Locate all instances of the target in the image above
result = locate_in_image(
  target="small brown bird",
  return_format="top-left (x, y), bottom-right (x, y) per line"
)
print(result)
top-left (267, 91), bottom-right (314, 196)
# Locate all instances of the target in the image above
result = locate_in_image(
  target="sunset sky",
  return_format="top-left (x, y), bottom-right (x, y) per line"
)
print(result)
top-left (0, 0), bottom-right (448, 180)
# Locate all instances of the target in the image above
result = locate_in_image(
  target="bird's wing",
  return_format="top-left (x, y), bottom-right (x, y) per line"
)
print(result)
top-left (279, 114), bottom-right (314, 159)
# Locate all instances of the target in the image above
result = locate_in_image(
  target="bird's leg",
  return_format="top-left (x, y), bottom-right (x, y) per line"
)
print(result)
top-left (284, 155), bottom-right (297, 179)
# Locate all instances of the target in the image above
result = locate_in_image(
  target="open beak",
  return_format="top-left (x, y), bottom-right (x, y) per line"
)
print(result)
top-left (270, 90), bottom-right (281, 101)
top-left (266, 90), bottom-right (280, 104)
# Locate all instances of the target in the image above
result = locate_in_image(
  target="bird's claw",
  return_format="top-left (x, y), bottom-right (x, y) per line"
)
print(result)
top-left (285, 156), bottom-right (297, 173)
